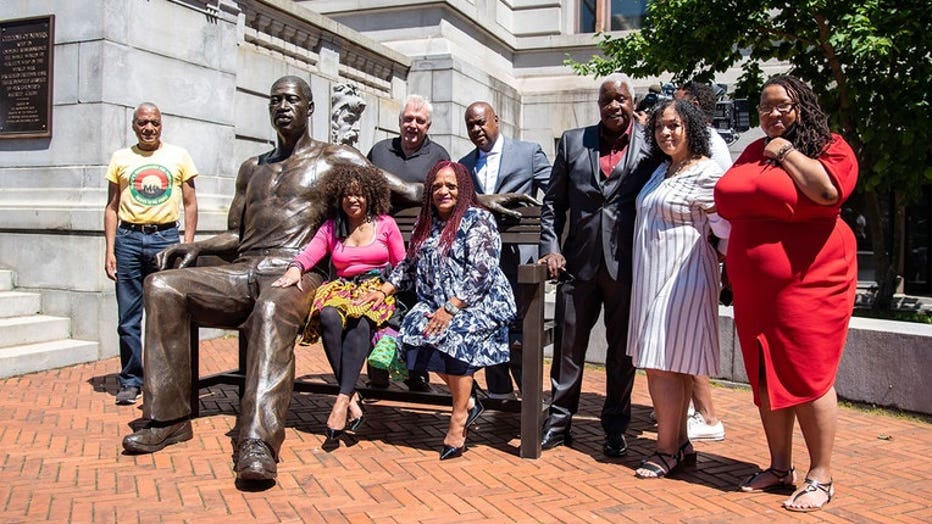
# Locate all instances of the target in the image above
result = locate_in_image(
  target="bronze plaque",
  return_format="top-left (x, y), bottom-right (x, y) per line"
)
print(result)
top-left (0, 15), bottom-right (55, 139)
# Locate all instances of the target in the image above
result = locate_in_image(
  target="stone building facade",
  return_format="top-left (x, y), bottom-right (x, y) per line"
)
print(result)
top-left (0, 0), bottom-right (764, 363)
top-left (0, 0), bottom-right (416, 359)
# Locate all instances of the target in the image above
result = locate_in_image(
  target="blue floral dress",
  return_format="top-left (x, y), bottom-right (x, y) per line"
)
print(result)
top-left (387, 207), bottom-right (516, 370)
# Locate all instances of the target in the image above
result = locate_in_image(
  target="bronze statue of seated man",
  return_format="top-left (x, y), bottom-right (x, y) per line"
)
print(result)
top-left (122, 75), bottom-right (533, 484)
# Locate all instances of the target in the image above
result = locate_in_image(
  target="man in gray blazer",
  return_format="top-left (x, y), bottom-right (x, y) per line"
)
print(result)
top-left (538, 74), bottom-right (662, 456)
top-left (459, 101), bottom-right (551, 400)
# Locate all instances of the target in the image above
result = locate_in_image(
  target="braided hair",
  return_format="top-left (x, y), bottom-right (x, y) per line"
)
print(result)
top-left (763, 75), bottom-right (833, 158)
top-left (407, 160), bottom-right (482, 258)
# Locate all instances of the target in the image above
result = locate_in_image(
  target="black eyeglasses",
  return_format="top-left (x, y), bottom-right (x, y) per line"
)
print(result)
top-left (757, 103), bottom-right (796, 115)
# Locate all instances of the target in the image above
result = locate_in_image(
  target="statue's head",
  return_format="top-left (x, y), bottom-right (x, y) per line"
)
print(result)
top-left (268, 76), bottom-right (314, 135)
top-left (331, 83), bottom-right (366, 147)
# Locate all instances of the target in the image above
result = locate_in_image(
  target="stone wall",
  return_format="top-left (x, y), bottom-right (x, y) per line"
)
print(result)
top-left (0, 0), bottom-right (411, 355)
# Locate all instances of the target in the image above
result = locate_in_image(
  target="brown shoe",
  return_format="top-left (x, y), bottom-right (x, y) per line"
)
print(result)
top-left (122, 421), bottom-right (193, 453)
top-left (235, 439), bottom-right (278, 481)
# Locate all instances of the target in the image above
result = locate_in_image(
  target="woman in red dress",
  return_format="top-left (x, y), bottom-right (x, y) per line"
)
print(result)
top-left (714, 75), bottom-right (858, 512)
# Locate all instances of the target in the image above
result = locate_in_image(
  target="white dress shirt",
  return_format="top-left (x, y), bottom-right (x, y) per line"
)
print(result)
top-left (475, 134), bottom-right (504, 194)
top-left (708, 127), bottom-right (733, 172)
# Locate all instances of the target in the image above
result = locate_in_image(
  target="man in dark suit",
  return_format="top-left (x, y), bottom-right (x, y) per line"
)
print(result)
top-left (459, 101), bottom-right (551, 400)
top-left (538, 74), bottom-right (662, 456)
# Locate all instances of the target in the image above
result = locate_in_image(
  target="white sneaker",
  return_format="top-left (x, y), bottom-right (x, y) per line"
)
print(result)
top-left (687, 412), bottom-right (725, 441)
top-left (650, 402), bottom-right (695, 424)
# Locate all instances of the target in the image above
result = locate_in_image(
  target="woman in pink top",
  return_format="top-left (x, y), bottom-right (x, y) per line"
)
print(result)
top-left (273, 165), bottom-right (405, 445)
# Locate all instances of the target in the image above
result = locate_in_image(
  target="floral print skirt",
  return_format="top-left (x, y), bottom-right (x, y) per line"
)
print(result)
top-left (300, 276), bottom-right (396, 345)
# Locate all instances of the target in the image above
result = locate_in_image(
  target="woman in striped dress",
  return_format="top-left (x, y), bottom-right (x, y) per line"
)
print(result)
top-left (627, 99), bottom-right (730, 478)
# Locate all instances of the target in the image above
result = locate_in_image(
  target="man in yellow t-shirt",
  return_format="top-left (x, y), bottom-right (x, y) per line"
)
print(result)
top-left (103, 102), bottom-right (198, 405)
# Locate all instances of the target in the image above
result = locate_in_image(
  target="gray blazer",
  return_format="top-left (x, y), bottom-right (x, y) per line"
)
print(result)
top-left (460, 136), bottom-right (551, 274)
top-left (539, 122), bottom-right (660, 282)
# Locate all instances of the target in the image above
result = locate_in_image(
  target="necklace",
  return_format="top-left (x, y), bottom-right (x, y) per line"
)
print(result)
top-left (666, 156), bottom-right (700, 178)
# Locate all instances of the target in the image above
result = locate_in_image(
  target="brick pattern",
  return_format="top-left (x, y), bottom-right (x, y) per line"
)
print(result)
top-left (1, 337), bottom-right (930, 522)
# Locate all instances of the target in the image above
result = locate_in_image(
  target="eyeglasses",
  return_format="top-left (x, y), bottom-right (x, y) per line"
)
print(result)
top-left (757, 103), bottom-right (796, 115)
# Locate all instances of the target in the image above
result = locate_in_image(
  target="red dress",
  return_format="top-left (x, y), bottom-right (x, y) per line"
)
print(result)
top-left (714, 134), bottom-right (858, 409)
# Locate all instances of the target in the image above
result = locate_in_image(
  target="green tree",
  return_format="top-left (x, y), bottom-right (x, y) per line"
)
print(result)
top-left (572, 0), bottom-right (932, 309)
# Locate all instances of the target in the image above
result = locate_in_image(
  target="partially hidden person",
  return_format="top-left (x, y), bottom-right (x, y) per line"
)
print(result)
top-left (672, 80), bottom-right (732, 442)
top-left (366, 94), bottom-right (451, 391)
top-left (459, 101), bottom-right (550, 401)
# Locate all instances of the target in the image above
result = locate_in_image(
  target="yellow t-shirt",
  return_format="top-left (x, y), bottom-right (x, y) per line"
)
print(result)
top-left (105, 142), bottom-right (198, 224)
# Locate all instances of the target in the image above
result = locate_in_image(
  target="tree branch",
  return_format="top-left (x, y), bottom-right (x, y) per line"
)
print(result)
top-left (814, 14), bottom-right (859, 145)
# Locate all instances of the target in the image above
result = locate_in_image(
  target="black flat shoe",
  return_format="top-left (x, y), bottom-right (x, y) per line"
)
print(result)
top-left (405, 374), bottom-right (432, 392)
top-left (541, 428), bottom-right (572, 450)
top-left (465, 397), bottom-right (485, 427)
top-left (602, 433), bottom-right (628, 457)
top-left (439, 443), bottom-right (466, 460)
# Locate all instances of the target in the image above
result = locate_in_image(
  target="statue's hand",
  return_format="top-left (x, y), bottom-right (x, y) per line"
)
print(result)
top-left (477, 193), bottom-right (541, 219)
top-left (156, 243), bottom-right (201, 270)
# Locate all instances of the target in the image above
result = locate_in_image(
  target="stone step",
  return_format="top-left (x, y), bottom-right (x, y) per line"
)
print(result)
top-left (0, 270), bottom-right (13, 291)
top-left (0, 291), bottom-right (41, 319)
top-left (0, 338), bottom-right (99, 379)
top-left (0, 315), bottom-right (71, 348)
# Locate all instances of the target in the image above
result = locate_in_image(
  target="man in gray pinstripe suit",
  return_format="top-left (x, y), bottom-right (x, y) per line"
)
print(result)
top-left (460, 101), bottom-right (551, 400)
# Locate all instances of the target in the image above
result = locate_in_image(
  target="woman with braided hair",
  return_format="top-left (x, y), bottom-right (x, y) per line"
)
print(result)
top-left (358, 160), bottom-right (516, 460)
top-left (714, 75), bottom-right (858, 512)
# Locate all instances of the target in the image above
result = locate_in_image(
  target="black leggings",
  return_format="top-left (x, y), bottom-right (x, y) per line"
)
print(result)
top-left (318, 306), bottom-right (373, 395)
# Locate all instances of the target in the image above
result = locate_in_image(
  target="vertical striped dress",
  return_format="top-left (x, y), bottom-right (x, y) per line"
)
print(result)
top-left (626, 158), bottom-right (725, 375)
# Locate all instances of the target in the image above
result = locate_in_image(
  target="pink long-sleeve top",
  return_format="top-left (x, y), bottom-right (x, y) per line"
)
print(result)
top-left (292, 214), bottom-right (406, 278)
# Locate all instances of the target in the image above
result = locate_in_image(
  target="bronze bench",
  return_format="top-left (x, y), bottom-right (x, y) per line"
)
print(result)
top-left (189, 205), bottom-right (552, 458)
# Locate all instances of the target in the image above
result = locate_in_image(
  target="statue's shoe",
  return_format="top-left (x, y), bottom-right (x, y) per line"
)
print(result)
top-left (122, 421), bottom-right (193, 453)
top-left (235, 439), bottom-right (278, 481)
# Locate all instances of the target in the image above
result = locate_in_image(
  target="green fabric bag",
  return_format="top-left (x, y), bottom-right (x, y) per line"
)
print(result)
top-left (368, 333), bottom-right (408, 381)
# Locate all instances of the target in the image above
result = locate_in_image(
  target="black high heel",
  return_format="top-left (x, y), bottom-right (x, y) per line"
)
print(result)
top-left (324, 427), bottom-right (344, 441)
top-left (347, 412), bottom-right (365, 432)
top-left (465, 397), bottom-right (484, 427)
top-left (465, 381), bottom-right (485, 427)
top-left (440, 443), bottom-right (467, 460)
top-left (344, 393), bottom-right (366, 432)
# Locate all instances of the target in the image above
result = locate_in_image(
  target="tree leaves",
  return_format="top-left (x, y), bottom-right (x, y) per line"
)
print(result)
top-left (568, 0), bottom-right (931, 201)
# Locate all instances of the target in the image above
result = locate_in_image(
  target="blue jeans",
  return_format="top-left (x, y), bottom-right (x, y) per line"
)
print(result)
top-left (114, 225), bottom-right (179, 388)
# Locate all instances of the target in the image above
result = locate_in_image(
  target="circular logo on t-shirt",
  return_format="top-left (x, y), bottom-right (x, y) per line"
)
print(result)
top-left (129, 164), bottom-right (172, 206)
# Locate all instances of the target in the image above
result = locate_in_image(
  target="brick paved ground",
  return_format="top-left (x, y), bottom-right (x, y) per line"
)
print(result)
top-left (1, 336), bottom-right (929, 523)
